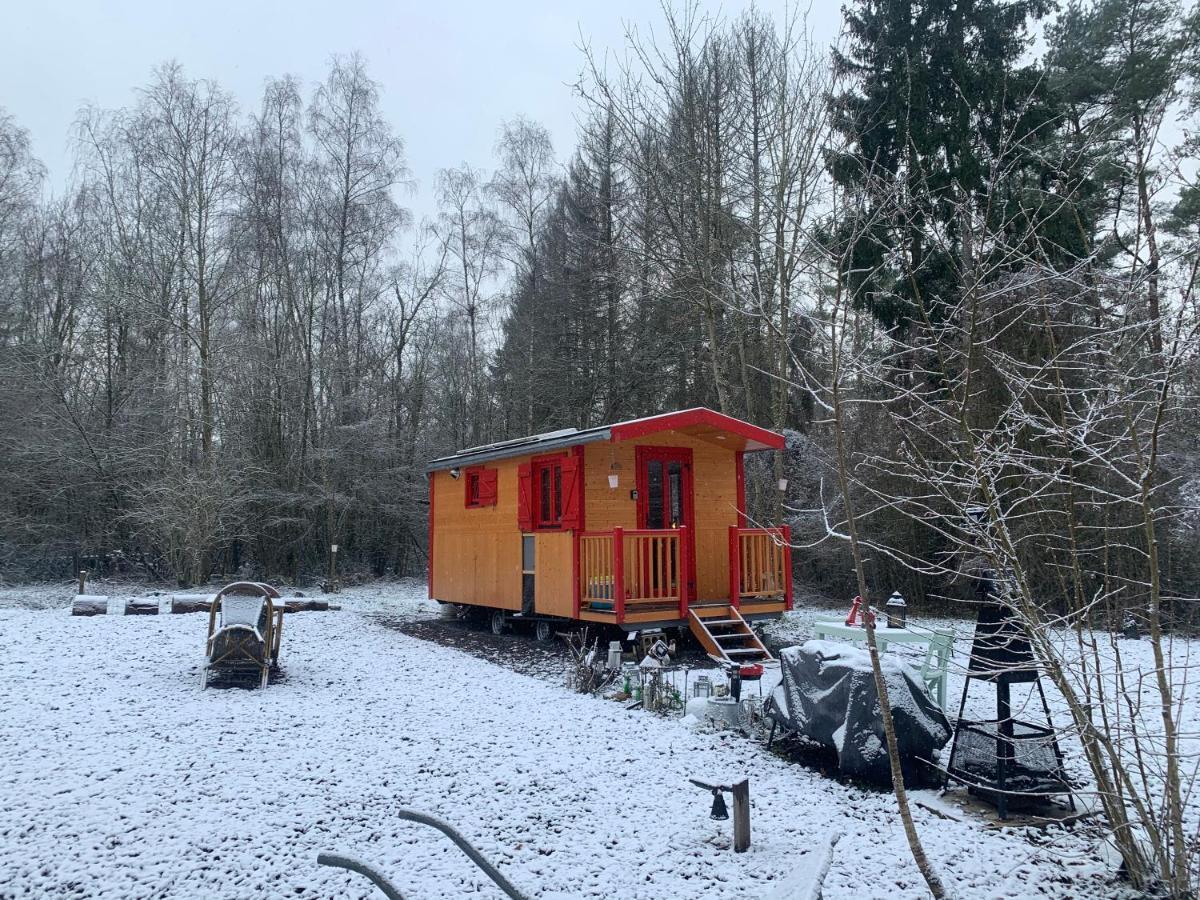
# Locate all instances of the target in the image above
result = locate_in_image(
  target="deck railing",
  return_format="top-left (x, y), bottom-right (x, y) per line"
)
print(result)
top-left (577, 527), bottom-right (688, 620)
top-left (729, 526), bottom-right (793, 610)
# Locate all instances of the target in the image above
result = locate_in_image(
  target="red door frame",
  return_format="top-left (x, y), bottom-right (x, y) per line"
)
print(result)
top-left (634, 446), bottom-right (697, 603)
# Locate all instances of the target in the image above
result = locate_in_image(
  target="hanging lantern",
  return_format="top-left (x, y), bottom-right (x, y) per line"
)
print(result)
top-left (709, 789), bottom-right (729, 820)
top-left (885, 591), bottom-right (907, 629)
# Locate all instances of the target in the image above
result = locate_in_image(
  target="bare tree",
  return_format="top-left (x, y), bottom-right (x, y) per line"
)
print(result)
top-left (491, 116), bottom-right (557, 284)
top-left (138, 63), bottom-right (241, 465)
top-left (798, 112), bottom-right (1200, 892)
top-left (435, 164), bottom-right (504, 444)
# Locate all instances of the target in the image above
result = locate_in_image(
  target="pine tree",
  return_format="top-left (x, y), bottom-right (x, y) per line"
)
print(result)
top-left (829, 0), bottom-right (1052, 329)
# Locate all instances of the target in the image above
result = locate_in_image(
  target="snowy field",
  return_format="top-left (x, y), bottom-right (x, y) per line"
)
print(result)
top-left (0, 580), bottom-right (1160, 898)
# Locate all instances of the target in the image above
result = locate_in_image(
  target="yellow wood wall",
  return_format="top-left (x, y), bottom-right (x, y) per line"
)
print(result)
top-left (430, 456), bottom-right (525, 610)
top-left (430, 432), bottom-right (742, 613)
top-left (534, 532), bottom-right (574, 617)
top-left (430, 451), bottom-right (576, 616)
top-left (583, 432), bottom-right (740, 601)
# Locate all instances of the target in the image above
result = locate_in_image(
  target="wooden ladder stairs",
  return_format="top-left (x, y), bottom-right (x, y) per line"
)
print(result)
top-left (688, 604), bottom-right (774, 665)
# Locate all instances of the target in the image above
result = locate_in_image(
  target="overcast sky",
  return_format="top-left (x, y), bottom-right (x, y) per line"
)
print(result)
top-left (2, 1), bottom-right (842, 224)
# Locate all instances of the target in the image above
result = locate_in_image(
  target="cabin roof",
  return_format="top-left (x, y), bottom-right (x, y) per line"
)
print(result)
top-left (426, 407), bottom-right (784, 472)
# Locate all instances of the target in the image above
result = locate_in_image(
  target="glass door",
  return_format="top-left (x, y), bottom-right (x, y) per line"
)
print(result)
top-left (635, 447), bottom-right (696, 602)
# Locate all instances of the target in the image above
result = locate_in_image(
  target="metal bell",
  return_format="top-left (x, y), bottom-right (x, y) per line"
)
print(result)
top-left (710, 789), bottom-right (729, 820)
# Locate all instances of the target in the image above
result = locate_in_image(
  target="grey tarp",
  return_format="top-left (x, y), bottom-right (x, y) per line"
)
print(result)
top-left (767, 640), bottom-right (951, 783)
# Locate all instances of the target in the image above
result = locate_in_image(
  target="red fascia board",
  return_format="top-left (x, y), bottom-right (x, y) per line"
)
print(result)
top-left (608, 408), bottom-right (784, 451)
top-left (427, 472), bottom-right (435, 599)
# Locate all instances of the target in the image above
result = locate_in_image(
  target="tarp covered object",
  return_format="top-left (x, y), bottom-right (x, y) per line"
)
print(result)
top-left (768, 640), bottom-right (951, 783)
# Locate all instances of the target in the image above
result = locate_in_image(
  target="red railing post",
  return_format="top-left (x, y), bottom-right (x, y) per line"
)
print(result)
top-left (728, 526), bottom-right (741, 610)
top-left (677, 525), bottom-right (690, 619)
top-left (781, 525), bottom-right (793, 610)
top-left (612, 527), bottom-right (625, 622)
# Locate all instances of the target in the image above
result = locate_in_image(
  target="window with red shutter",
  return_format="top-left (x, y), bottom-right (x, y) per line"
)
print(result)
top-left (533, 457), bottom-right (563, 528)
top-left (525, 452), bottom-right (583, 530)
top-left (465, 467), bottom-right (497, 508)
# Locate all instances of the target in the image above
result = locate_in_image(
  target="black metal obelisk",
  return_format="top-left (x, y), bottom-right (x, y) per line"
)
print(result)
top-left (946, 543), bottom-right (1073, 818)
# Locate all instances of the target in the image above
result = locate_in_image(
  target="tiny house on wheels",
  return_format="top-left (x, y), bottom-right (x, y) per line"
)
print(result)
top-left (426, 408), bottom-right (792, 663)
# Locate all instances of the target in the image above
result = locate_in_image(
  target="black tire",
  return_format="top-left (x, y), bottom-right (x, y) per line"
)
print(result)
top-left (535, 620), bottom-right (554, 643)
top-left (490, 609), bottom-right (507, 635)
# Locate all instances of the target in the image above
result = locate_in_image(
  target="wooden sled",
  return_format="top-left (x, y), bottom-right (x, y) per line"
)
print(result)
top-left (202, 582), bottom-right (283, 689)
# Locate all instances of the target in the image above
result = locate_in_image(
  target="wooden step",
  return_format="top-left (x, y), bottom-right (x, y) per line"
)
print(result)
top-left (686, 606), bottom-right (774, 665)
top-left (715, 633), bottom-right (756, 643)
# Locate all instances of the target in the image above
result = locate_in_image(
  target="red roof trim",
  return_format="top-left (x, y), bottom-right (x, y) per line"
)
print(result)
top-left (608, 407), bottom-right (784, 451)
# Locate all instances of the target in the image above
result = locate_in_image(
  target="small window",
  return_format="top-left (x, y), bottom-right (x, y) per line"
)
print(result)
top-left (534, 458), bottom-right (563, 528)
top-left (522, 535), bottom-right (535, 573)
top-left (518, 453), bottom-right (579, 531)
top-left (464, 467), bottom-right (497, 508)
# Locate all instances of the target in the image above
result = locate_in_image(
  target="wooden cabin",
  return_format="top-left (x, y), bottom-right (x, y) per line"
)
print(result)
top-left (426, 408), bottom-right (792, 662)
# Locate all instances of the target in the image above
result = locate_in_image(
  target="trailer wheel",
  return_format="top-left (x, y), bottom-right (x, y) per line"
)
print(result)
top-left (535, 620), bottom-right (554, 643)
top-left (490, 609), bottom-right (507, 635)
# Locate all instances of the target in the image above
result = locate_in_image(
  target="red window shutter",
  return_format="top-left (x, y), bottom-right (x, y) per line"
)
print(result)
top-left (559, 455), bottom-right (582, 530)
top-left (479, 469), bottom-right (498, 507)
top-left (517, 462), bottom-right (533, 531)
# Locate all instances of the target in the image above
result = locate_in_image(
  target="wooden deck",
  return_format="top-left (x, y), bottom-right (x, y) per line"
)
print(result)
top-left (577, 595), bottom-right (786, 627)
top-left (576, 524), bottom-right (791, 626)
top-left (739, 598), bottom-right (787, 618)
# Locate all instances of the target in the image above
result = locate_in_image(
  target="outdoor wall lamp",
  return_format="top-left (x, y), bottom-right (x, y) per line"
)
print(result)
top-left (607, 457), bottom-right (621, 489)
top-left (450, 467), bottom-right (461, 480)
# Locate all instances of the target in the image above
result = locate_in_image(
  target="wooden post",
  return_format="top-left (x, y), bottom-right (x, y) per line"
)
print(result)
top-left (691, 777), bottom-right (751, 853)
top-left (612, 528), bottom-right (625, 622)
top-left (731, 778), bottom-right (751, 852)
top-left (329, 544), bottom-right (339, 594)
top-left (77, 570), bottom-right (86, 595)
top-left (728, 526), bottom-right (741, 610)
top-left (781, 525), bottom-right (793, 610)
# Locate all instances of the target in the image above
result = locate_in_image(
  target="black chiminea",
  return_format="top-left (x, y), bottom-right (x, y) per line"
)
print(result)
top-left (946, 561), bottom-right (1074, 819)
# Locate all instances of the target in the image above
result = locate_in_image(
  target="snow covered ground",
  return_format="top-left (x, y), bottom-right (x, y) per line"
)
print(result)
top-left (0, 582), bottom-right (1148, 898)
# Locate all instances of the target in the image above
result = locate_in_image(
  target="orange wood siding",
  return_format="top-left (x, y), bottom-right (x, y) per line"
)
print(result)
top-left (584, 431), bottom-right (740, 601)
top-left (534, 532), bottom-right (574, 617)
top-left (430, 459), bottom-right (523, 610)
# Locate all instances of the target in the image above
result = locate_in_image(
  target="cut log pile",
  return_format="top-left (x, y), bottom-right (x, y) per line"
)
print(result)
top-left (70, 595), bottom-right (110, 617)
top-left (71, 593), bottom-right (333, 616)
